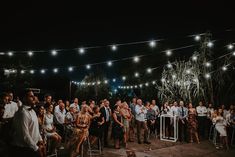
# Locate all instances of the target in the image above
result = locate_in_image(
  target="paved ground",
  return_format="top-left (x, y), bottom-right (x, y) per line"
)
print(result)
top-left (57, 137), bottom-right (235, 157)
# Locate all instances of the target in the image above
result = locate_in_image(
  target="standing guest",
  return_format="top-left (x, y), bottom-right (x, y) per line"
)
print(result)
top-left (112, 105), bottom-right (124, 149)
top-left (44, 104), bottom-right (62, 154)
top-left (212, 108), bottom-right (229, 150)
top-left (151, 99), bottom-right (160, 116)
top-left (160, 102), bottom-right (172, 137)
top-left (11, 90), bottom-right (44, 157)
top-left (207, 103), bottom-right (214, 120)
top-left (65, 100), bottom-right (70, 112)
top-left (89, 106), bottom-right (104, 145)
top-left (2, 92), bottom-right (18, 119)
top-left (171, 101), bottom-right (179, 116)
top-left (188, 103), bottom-right (200, 143)
top-left (135, 99), bottom-right (151, 144)
top-left (221, 104), bottom-right (229, 119)
top-left (67, 105), bottom-right (90, 157)
top-left (129, 97), bottom-right (137, 142)
top-left (100, 99), bottom-right (111, 147)
top-left (70, 98), bottom-right (80, 113)
top-left (146, 104), bottom-right (157, 135)
top-left (120, 102), bottom-right (132, 147)
top-left (178, 101), bottom-right (188, 142)
top-left (89, 100), bottom-right (96, 111)
top-left (196, 101), bottom-right (207, 139)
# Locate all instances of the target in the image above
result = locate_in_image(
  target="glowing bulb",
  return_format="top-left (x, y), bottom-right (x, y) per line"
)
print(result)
top-left (166, 50), bottom-right (172, 56)
top-left (20, 70), bottom-right (25, 74)
top-left (228, 44), bottom-right (234, 50)
top-left (104, 80), bottom-right (108, 84)
top-left (167, 63), bottom-right (172, 68)
top-left (122, 76), bottom-right (126, 81)
top-left (111, 45), bottom-right (117, 51)
top-left (112, 78), bottom-right (116, 82)
top-left (161, 78), bottom-right (166, 82)
top-left (233, 51), bottom-right (235, 56)
top-left (51, 50), bottom-right (57, 56)
top-left (68, 67), bottom-right (73, 72)
top-left (107, 61), bottom-right (112, 67)
top-left (205, 73), bottom-right (211, 79)
top-left (145, 83), bottom-right (149, 86)
top-left (8, 51), bottom-right (13, 56)
top-left (28, 51), bottom-right (33, 57)
top-left (134, 85), bottom-right (138, 88)
top-left (192, 55), bottom-right (197, 61)
top-left (149, 40), bottom-right (156, 48)
top-left (172, 75), bottom-right (176, 79)
top-left (114, 89), bottom-right (117, 92)
top-left (207, 42), bottom-right (213, 48)
top-left (79, 48), bottom-right (85, 54)
top-left (134, 72), bottom-right (139, 77)
top-left (205, 62), bottom-right (211, 67)
top-left (86, 64), bottom-right (91, 69)
top-left (222, 66), bottom-right (227, 71)
top-left (53, 68), bottom-right (58, 73)
top-left (40, 69), bottom-right (45, 74)
top-left (30, 70), bottom-right (35, 74)
top-left (133, 56), bottom-right (140, 63)
top-left (186, 69), bottom-right (191, 74)
top-left (195, 35), bottom-right (201, 41)
top-left (152, 81), bottom-right (156, 84)
top-left (97, 81), bottom-right (101, 85)
top-left (139, 84), bottom-right (143, 88)
top-left (147, 68), bottom-right (152, 73)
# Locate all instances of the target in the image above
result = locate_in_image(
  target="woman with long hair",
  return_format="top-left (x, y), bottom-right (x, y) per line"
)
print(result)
top-left (188, 103), bottom-right (200, 143)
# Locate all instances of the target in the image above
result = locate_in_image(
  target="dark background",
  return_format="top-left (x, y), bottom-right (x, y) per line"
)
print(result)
top-left (0, 1), bottom-right (235, 103)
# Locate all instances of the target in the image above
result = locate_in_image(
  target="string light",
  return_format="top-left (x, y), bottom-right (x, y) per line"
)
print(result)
top-left (122, 76), bottom-right (126, 81)
top-left (134, 72), bottom-right (139, 77)
top-left (30, 70), bottom-right (35, 74)
top-left (205, 73), bottom-right (211, 79)
top-left (53, 68), bottom-right (58, 73)
top-left (207, 41), bottom-right (213, 48)
top-left (205, 62), bottom-right (212, 67)
top-left (8, 51), bottom-right (13, 56)
top-left (233, 51), bottom-right (235, 56)
top-left (111, 45), bottom-right (117, 51)
top-left (0, 52), bottom-right (5, 55)
top-left (227, 44), bottom-right (234, 50)
top-left (161, 78), bottom-right (166, 82)
top-left (222, 66), bottom-right (228, 71)
top-left (194, 35), bottom-right (201, 41)
top-left (68, 67), bottom-right (73, 72)
top-left (20, 70), bottom-right (25, 74)
top-left (86, 64), bottom-right (91, 69)
top-left (166, 50), bottom-right (172, 56)
top-left (145, 83), bottom-right (149, 86)
top-left (147, 68), bottom-right (152, 73)
top-left (149, 40), bottom-right (156, 48)
top-left (51, 50), bottom-right (57, 56)
top-left (112, 78), bottom-right (116, 82)
top-left (79, 48), bottom-right (85, 54)
top-left (28, 51), bottom-right (33, 57)
top-left (107, 61), bottom-right (113, 67)
top-left (104, 80), bottom-right (108, 84)
top-left (152, 81), bottom-right (156, 84)
top-left (40, 69), bottom-right (45, 74)
top-left (186, 69), bottom-right (191, 74)
top-left (192, 55), bottom-right (198, 61)
top-left (133, 56), bottom-right (140, 63)
top-left (167, 63), bottom-right (172, 68)
top-left (97, 81), bottom-right (101, 85)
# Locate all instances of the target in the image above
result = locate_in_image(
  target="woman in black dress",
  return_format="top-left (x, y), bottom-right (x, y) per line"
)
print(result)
top-left (89, 106), bottom-right (104, 145)
top-left (112, 105), bottom-right (124, 149)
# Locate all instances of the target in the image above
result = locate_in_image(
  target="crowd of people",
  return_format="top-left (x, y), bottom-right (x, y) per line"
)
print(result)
top-left (0, 90), bottom-right (235, 157)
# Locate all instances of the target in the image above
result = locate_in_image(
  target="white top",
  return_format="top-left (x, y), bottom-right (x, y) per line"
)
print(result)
top-left (54, 109), bottom-right (66, 124)
top-left (3, 101), bottom-right (18, 118)
top-left (44, 113), bottom-right (54, 130)
top-left (170, 106), bottom-right (179, 116)
top-left (207, 108), bottom-right (214, 119)
top-left (135, 105), bottom-right (147, 122)
top-left (152, 105), bottom-right (160, 115)
top-left (70, 103), bottom-right (80, 112)
top-left (196, 106), bottom-right (207, 117)
top-left (213, 116), bottom-right (226, 126)
top-left (12, 105), bottom-right (42, 151)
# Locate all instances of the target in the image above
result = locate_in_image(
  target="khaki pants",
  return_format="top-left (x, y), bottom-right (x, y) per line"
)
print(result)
top-left (136, 120), bottom-right (148, 142)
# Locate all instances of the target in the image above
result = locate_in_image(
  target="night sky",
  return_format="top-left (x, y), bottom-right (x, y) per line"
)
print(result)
top-left (0, 2), bottom-right (235, 99)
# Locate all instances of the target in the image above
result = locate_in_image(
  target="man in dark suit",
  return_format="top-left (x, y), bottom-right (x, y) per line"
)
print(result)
top-left (100, 99), bottom-right (111, 147)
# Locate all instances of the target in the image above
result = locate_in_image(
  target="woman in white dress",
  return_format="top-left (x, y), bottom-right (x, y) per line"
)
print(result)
top-left (212, 108), bottom-right (229, 150)
top-left (44, 104), bottom-right (62, 153)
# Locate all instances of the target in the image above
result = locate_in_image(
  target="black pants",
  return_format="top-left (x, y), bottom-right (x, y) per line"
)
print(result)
top-left (197, 116), bottom-right (206, 139)
top-left (10, 146), bottom-right (40, 157)
top-left (102, 121), bottom-right (110, 146)
top-left (178, 120), bottom-right (187, 142)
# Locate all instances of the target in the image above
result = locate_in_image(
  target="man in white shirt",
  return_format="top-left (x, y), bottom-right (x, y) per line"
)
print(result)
top-left (70, 98), bottom-right (80, 113)
top-left (2, 92), bottom-right (18, 119)
top-left (11, 90), bottom-right (44, 157)
top-left (171, 101), bottom-right (179, 116)
top-left (196, 101), bottom-right (207, 139)
top-left (135, 99), bottom-right (151, 144)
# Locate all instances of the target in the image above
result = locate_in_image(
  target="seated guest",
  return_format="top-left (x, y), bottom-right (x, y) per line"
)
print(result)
top-left (65, 100), bottom-right (70, 112)
top-left (54, 102), bottom-right (66, 139)
top-left (44, 104), bottom-right (62, 154)
top-left (146, 104), bottom-right (157, 135)
top-left (67, 105), bottom-right (90, 157)
top-left (11, 90), bottom-right (44, 157)
top-left (89, 106), bottom-right (104, 145)
top-left (70, 98), bottom-right (80, 113)
top-left (65, 106), bottom-right (76, 127)
top-left (212, 108), bottom-right (229, 150)
top-left (2, 92), bottom-right (18, 119)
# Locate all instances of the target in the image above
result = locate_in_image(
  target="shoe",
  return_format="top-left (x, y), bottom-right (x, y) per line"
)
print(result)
top-left (144, 141), bottom-right (151, 144)
top-left (138, 141), bottom-right (142, 144)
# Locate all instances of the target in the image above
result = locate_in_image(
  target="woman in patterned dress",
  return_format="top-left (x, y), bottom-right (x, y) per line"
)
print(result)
top-left (188, 103), bottom-right (200, 143)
